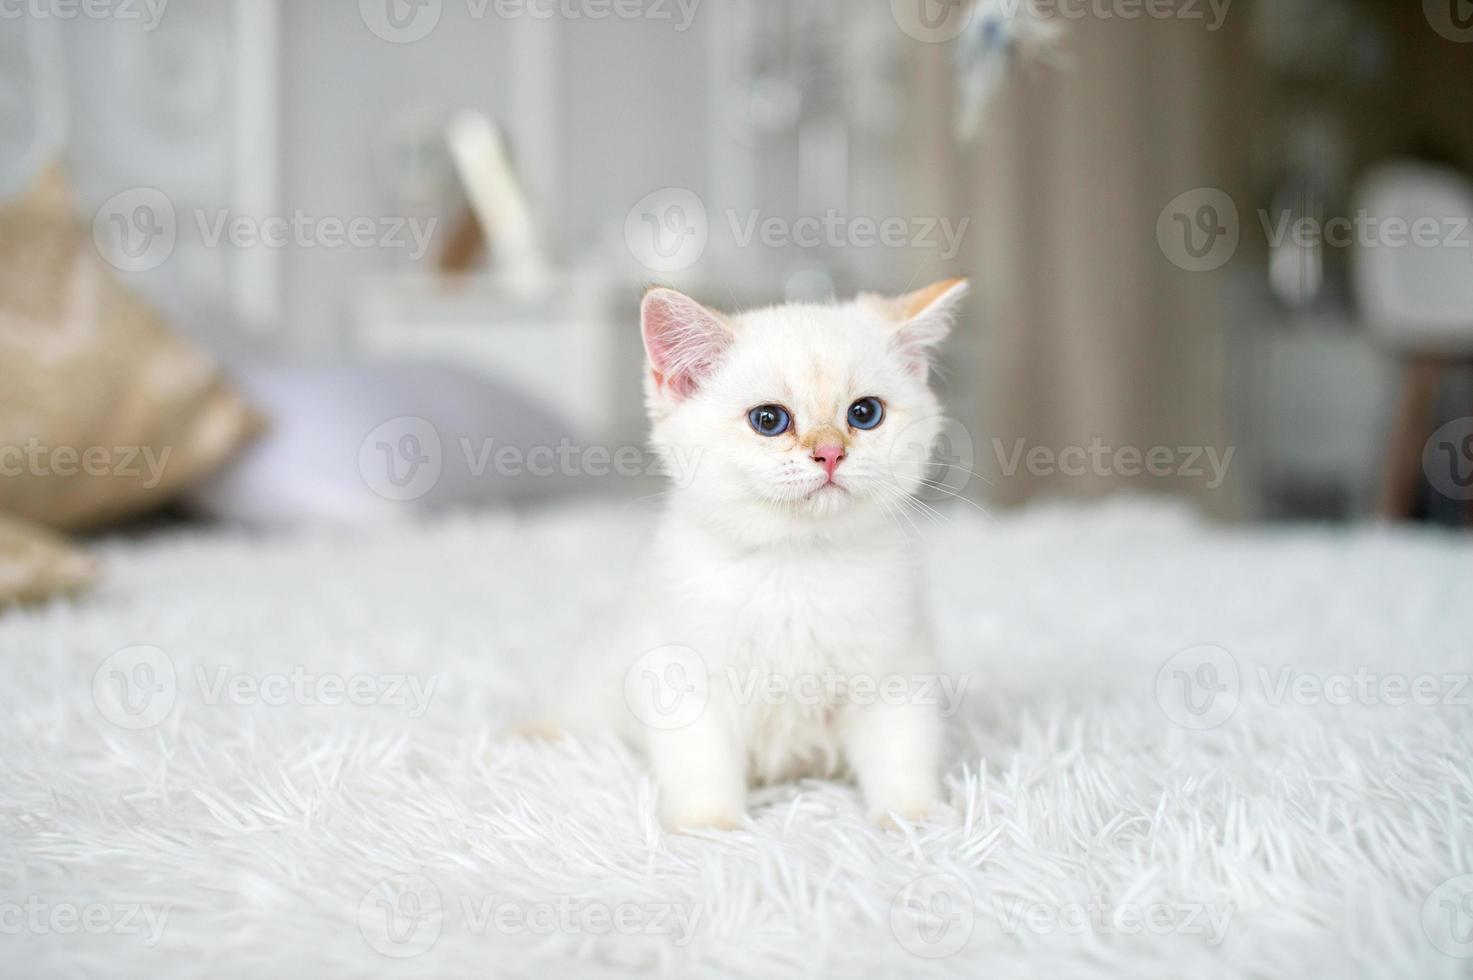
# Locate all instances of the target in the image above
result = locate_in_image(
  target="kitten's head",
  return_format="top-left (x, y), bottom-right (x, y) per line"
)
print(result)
top-left (640, 279), bottom-right (967, 530)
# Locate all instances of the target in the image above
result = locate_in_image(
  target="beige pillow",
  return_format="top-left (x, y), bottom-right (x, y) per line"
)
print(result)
top-left (0, 512), bottom-right (96, 604)
top-left (0, 167), bottom-right (261, 530)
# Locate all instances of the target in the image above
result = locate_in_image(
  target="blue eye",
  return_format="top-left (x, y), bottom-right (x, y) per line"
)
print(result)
top-left (847, 397), bottom-right (884, 430)
top-left (748, 404), bottom-right (791, 437)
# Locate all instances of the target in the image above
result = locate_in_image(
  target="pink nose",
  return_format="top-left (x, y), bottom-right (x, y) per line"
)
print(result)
top-left (811, 442), bottom-right (846, 480)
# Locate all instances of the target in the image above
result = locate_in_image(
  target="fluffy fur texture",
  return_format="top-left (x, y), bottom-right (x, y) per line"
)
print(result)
top-left (547, 283), bottom-right (970, 831)
top-left (1, 499), bottom-right (1470, 978)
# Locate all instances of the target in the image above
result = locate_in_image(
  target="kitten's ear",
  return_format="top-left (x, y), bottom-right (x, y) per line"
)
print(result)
top-left (641, 287), bottom-right (733, 400)
top-left (888, 278), bottom-right (969, 366)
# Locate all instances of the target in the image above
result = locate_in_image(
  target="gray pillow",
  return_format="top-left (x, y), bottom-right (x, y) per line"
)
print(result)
top-left (184, 361), bottom-right (585, 527)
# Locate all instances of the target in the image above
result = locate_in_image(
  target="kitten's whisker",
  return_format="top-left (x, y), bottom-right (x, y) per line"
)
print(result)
top-left (880, 484), bottom-right (948, 526)
top-left (922, 462), bottom-right (998, 488)
top-left (905, 478), bottom-right (996, 521)
top-left (872, 481), bottom-right (946, 532)
top-left (873, 487), bottom-right (926, 540)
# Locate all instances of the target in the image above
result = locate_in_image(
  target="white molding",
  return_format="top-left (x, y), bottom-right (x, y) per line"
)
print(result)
top-left (509, 14), bottom-right (559, 241)
top-left (232, 0), bottom-right (280, 334)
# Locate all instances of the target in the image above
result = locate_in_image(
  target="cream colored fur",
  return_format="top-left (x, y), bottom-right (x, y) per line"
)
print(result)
top-left (549, 280), bottom-right (969, 831)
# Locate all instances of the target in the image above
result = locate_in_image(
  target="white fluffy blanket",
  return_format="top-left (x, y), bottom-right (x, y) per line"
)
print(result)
top-left (2, 499), bottom-right (1470, 979)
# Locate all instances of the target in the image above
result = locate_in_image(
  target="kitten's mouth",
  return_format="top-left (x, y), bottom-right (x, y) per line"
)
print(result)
top-left (806, 480), bottom-right (848, 498)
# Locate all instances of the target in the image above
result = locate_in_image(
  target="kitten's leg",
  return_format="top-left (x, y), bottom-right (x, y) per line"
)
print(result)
top-left (842, 698), bottom-right (942, 827)
top-left (647, 712), bottom-right (748, 832)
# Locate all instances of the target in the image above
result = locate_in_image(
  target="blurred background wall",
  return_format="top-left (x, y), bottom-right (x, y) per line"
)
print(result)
top-left (3, 0), bottom-right (1471, 531)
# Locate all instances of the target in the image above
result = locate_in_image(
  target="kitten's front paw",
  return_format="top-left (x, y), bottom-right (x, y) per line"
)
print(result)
top-left (660, 804), bottom-right (747, 834)
top-left (508, 719), bottom-right (565, 741)
top-left (869, 800), bottom-right (935, 831)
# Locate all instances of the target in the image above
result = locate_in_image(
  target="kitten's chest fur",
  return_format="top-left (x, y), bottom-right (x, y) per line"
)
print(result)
top-left (652, 522), bottom-right (918, 664)
top-left (643, 518), bottom-right (925, 782)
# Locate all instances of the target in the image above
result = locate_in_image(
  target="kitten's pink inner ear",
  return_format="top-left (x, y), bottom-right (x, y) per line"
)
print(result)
top-left (891, 277), bottom-right (969, 374)
top-left (641, 288), bottom-right (732, 400)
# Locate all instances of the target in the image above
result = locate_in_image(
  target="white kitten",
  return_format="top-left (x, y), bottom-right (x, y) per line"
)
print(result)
top-left (546, 279), bottom-right (969, 832)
